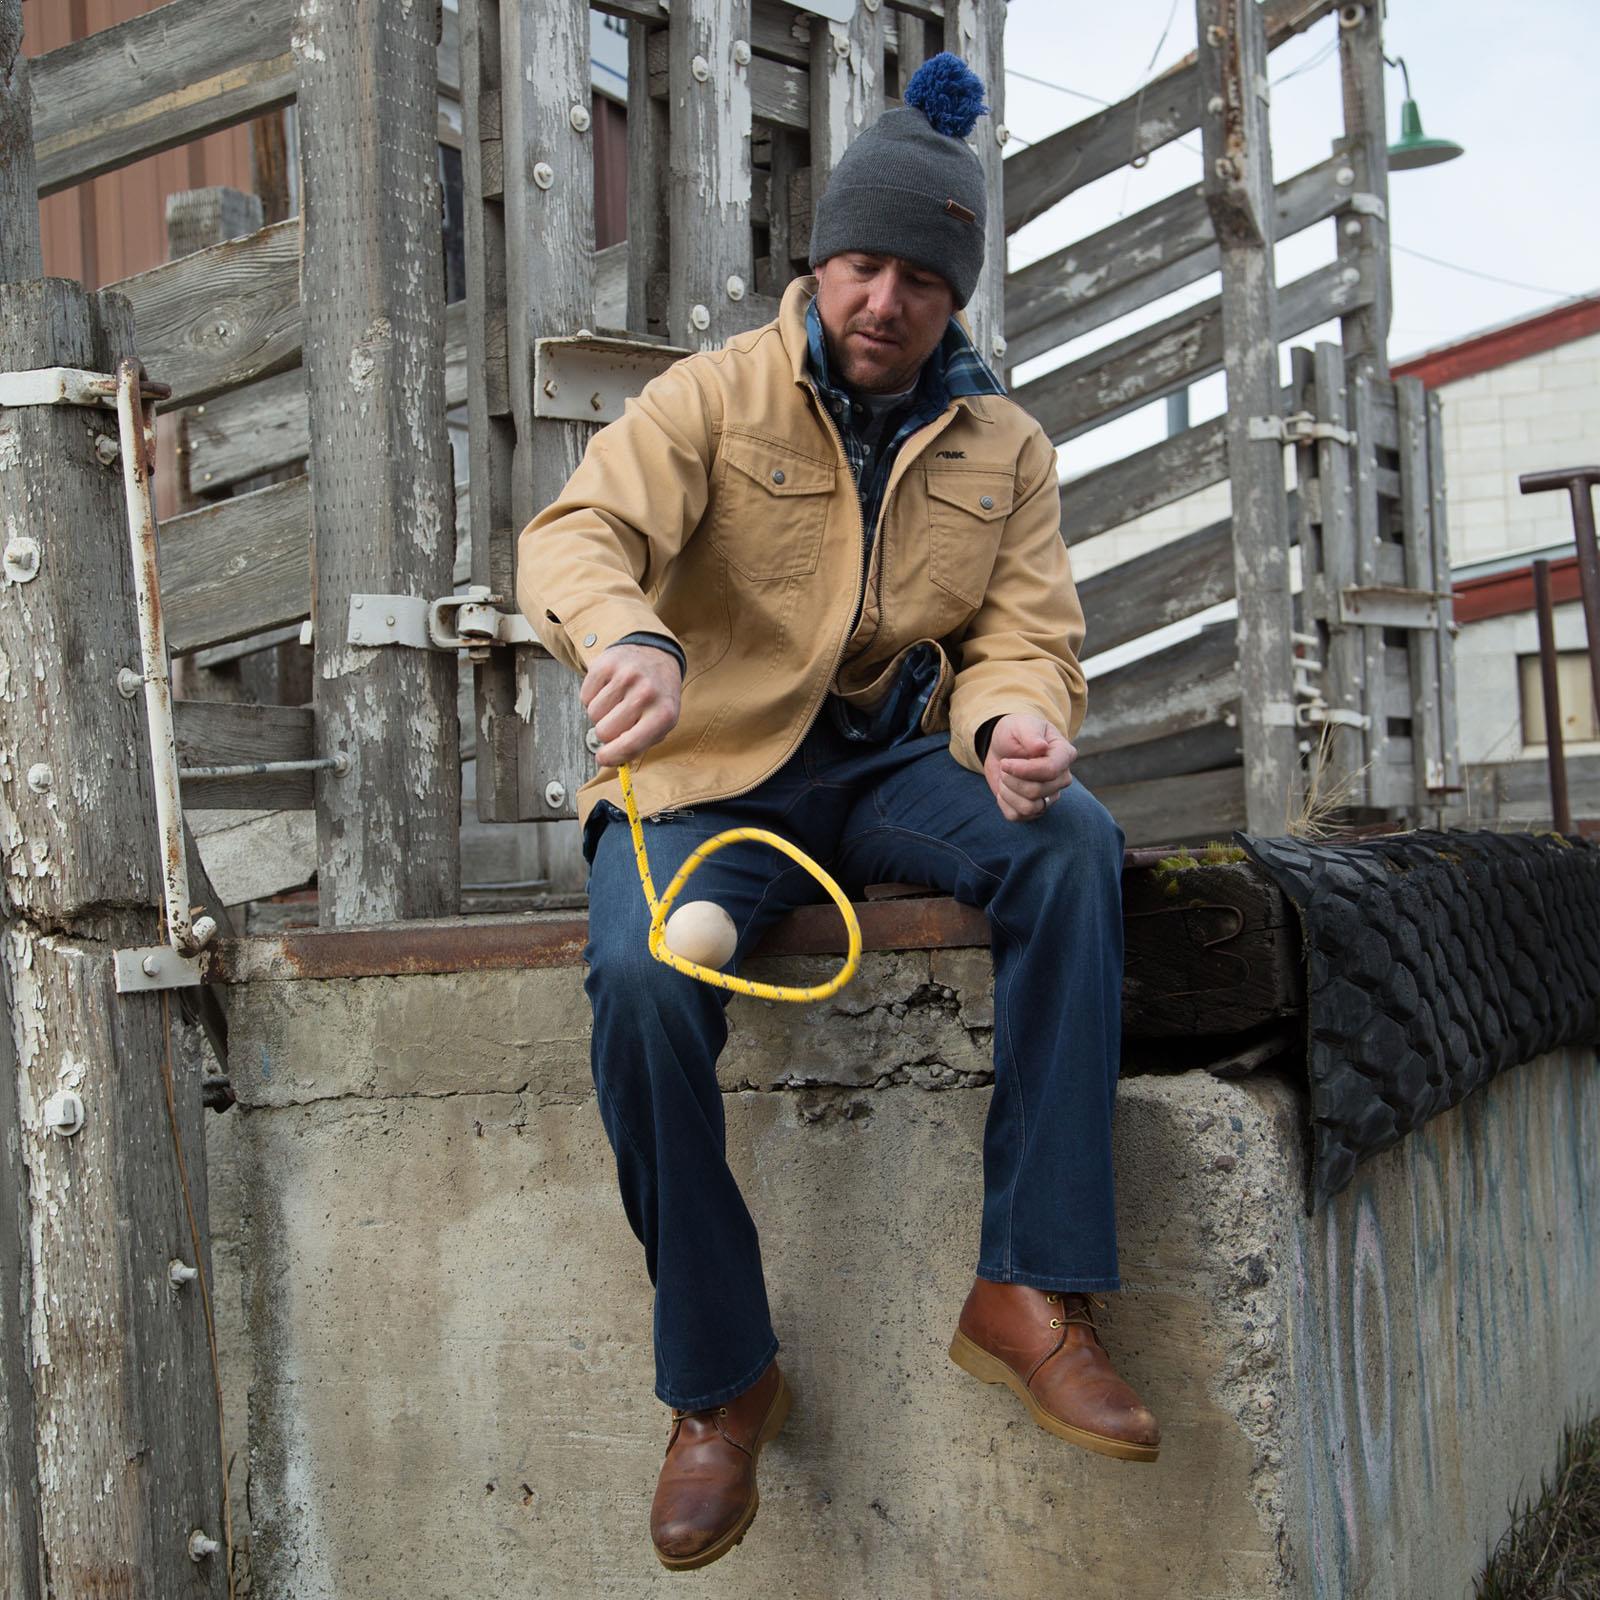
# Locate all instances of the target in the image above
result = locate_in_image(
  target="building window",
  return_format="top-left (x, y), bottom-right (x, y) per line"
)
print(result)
top-left (1519, 650), bottom-right (1599, 745)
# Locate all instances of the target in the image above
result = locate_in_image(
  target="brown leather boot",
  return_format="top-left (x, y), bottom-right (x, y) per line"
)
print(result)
top-left (949, 1279), bottom-right (1160, 1462)
top-left (649, 1361), bottom-right (791, 1571)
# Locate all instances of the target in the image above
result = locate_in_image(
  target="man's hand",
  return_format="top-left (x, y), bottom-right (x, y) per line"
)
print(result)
top-left (983, 713), bottom-right (1076, 822)
top-left (580, 644), bottom-right (682, 768)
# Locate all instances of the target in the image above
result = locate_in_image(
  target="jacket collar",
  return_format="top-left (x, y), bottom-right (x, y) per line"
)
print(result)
top-left (778, 275), bottom-right (1005, 423)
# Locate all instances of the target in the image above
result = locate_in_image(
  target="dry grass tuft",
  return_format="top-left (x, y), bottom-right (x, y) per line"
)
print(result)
top-left (1476, 1413), bottom-right (1600, 1600)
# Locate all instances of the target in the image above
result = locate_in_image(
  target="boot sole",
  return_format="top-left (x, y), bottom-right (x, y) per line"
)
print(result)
top-left (654, 1372), bottom-right (793, 1571)
top-left (948, 1330), bottom-right (1160, 1463)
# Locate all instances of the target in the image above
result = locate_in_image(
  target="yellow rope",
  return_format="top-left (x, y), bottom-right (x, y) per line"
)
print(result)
top-left (618, 761), bottom-right (861, 1003)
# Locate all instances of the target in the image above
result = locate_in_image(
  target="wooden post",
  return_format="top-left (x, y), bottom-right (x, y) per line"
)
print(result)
top-left (1427, 389), bottom-right (1461, 795)
top-left (0, 0), bottom-right (40, 281)
top-left (0, 273), bottom-right (228, 1597)
top-left (1198, 0), bottom-right (1299, 833)
top-left (295, 0), bottom-right (461, 923)
top-left (501, 0), bottom-right (598, 881)
top-left (1295, 340), bottom-right (1367, 805)
top-left (808, 0), bottom-right (884, 183)
top-left (669, 0), bottom-right (755, 351)
top-left (1396, 373), bottom-right (1442, 816)
top-left (1334, 0), bottom-right (1391, 378)
top-left (944, 0), bottom-right (1006, 369)
top-left (627, 16), bottom-right (671, 337)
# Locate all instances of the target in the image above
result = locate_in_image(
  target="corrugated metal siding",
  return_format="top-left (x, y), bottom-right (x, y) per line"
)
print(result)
top-left (25, 0), bottom-right (261, 292)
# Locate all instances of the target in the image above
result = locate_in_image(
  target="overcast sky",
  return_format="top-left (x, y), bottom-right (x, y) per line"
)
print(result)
top-left (1001, 0), bottom-right (1600, 470)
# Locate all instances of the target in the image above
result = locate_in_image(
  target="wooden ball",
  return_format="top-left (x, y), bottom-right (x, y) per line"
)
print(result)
top-left (663, 900), bottom-right (738, 969)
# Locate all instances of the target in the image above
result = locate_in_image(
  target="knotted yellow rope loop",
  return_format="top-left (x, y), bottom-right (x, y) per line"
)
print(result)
top-left (618, 761), bottom-right (862, 1003)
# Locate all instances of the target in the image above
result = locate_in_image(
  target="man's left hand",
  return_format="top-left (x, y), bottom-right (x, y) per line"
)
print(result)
top-left (983, 713), bottom-right (1076, 822)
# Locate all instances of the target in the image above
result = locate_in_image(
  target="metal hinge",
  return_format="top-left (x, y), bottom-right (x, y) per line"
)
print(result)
top-left (1338, 585), bottom-right (1441, 630)
top-left (348, 587), bottom-right (543, 658)
top-left (1248, 411), bottom-right (1356, 447)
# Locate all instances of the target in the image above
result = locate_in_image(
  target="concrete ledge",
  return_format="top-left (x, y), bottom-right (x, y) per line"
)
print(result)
top-left (209, 963), bottom-right (1600, 1599)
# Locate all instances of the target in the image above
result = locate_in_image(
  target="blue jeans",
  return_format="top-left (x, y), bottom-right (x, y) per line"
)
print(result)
top-left (581, 708), bottom-right (1125, 1410)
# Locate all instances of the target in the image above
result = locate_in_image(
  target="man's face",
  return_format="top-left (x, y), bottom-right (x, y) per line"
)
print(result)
top-left (813, 252), bottom-right (957, 395)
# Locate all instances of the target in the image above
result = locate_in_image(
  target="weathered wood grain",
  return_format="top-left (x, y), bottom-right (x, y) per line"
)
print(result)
top-left (944, 0), bottom-right (1005, 366)
top-left (651, 25), bottom-right (808, 130)
top-left (1, 0), bottom-right (40, 281)
top-left (1297, 342), bottom-right (1367, 803)
top-left (1350, 367), bottom-right (1399, 805)
top-left (114, 218), bottom-right (301, 411)
top-left (174, 702), bottom-right (315, 810)
top-left (183, 299), bottom-right (470, 493)
top-left (1201, 0), bottom-right (1298, 834)
top-left (1061, 416), bottom-right (1228, 548)
top-left (1082, 620), bottom-right (1240, 755)
top-left (295, 0), bottom-right (461, 922)
top-left (1073, 720), bottom-right (1242, 792)
top-left (160, 475), bottom-right (310, 656)
top-left (1094, 765), bottom-right (1249, 850)
top-left (163, 185), bottom-right (263, 264)
top-left (1001, 0), bottom-right (1338, 234)
top-left (31, 0), bottom-right (296, 196)
top-left (626, 20), bottom-right (671, 337)
top-left (1019, 256), bottom-right (1367, 446)
top-left (1006, 152), bottom-right (1351, 367)
top-left (0, 281), bottom-right (160, 919)
top-left (1334, 0), bottom-right (1392, 375)
top-left (502, 0), bottom-right (598, 848)
top-left (807, 0), bottom-right (884, 197)
top-left (0, 274), bottom-right (226, 1600)
top-left (668, 0), bottom-right (757, 350)
top-left (459, 0), bottom-right (521, 821)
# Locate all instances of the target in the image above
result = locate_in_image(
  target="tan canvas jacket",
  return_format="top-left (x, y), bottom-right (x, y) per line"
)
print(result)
top-left (516, 275), bottom-right (1088, 827)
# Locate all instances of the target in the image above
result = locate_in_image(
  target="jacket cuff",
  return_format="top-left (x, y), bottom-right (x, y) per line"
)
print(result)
top-left (614, 631), bottom-right (686, 676)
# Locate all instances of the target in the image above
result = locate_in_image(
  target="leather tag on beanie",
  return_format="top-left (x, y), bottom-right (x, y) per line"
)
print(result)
top-left (943, 198), bottom-right (977, 224)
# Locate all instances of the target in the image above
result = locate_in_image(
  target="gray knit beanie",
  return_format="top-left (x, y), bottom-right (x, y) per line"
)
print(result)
top-left (808, 53), bottom-right (989, 307)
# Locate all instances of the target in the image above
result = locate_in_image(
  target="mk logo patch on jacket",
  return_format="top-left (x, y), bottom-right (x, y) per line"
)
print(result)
top-left (935, 449), bottom-right (966, 459)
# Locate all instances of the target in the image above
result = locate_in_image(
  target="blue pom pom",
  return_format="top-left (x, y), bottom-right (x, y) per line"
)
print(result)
top-left (903, 52), bottom-right (988, 139)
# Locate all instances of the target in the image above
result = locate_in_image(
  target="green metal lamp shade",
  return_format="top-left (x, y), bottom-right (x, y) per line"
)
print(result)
top-left (1388, 97), bottom-right (1464, 170)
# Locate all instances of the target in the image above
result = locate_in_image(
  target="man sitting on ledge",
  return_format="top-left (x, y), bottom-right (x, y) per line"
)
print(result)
top-left (517, 53), bottom-right (1158, 1574)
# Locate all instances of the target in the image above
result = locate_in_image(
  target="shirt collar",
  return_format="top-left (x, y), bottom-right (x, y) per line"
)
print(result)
top-left (804, 298), bottom-right (1006, 414)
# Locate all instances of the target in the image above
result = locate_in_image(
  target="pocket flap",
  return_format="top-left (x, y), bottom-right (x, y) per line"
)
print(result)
top-left (926, 470), bottom-right (1014, 522)
top-left (722, 432), bottom-right (835, 497)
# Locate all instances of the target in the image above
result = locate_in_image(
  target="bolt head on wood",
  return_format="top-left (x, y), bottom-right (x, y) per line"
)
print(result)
top-left (569, 104), bottom-right (591, 133)
top-left (42, 1090), bottom-right (85, 1137)
top-left (544, 780), bottom-right (566, 809)
top-left (533, 162), bottom-right (555, 190)
top-left (689, 304), bottom-right (711, 330)
top-left (726, 275), bottom-right (746, 301)
top-left (26, 763), bottom-right (52, 793)
top-left (663, 900), bottom-right (738, 969)
top-left (4, 536), bottom-right (41, 583)
top-left (733, 39), bottom-right (751, 65)
top-left (691, 53), bottom-right (711, 82)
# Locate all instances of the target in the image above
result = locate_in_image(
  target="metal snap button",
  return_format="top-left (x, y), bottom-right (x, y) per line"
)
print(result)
top-left (980, 494), bottom-right (994, 510)
top-left (582, 632), bottom-right (597, 647)
top-left (771, 468), bottom-right (785, 484)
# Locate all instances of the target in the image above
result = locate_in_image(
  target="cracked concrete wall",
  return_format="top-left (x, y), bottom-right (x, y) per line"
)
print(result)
top-left (203, 958), bottom-right (1600, 1600)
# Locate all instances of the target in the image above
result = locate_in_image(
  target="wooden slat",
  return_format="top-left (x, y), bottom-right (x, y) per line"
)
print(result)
top-left (1299, 341), bottom-right (1367, 804)
top-left (625, 21), bottom-right (670, 337)
top-left (1350, 369), bottom-right (1397, 803)
top-left (650, 27), bottom-right (808, 130)
top-left (174, 701), bottom-right (314, 809)
top-left (1094, 765), bottom-right (1249, 850)
top-left (1019, 256), bottom-right (1369, 446)
top-left (1334, 0), bottom-right (1392, 373)
top-left (1062, 417), bottom-right (1227, 548)
top-left (808, 0), bottom-right (885, 180)
top-left (31, 0), bottom-right (296, 196)
top-left (1073, 720), bottom-right (1242, 791)
top-left (1002, 0), bottom-right (1339, 234)
top-left (160, 474), bottom-right (310, 656)
top-left (751, 0), bottom-right (812, 66)
top-left (1, 0), bottom-right (41, 283)
top-left (114, 218), bottom-right (301, 411)
top-left (1006, 152), bottom-right (1352, 367)
top-left (1077, 493), bottom-right (1300, 659)
top-left (1083, 621), bottom-right (1239, 755)
top-left (185, 298), bottom-right (471, 492)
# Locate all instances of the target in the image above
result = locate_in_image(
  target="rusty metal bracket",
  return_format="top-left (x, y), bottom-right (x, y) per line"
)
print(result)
top-left (114, 945), bottom-right (204, 995)
top-left (0, 365), bottom-right (171, 410)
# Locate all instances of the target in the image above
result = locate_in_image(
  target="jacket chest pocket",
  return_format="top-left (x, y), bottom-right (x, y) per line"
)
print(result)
top-left (708, 432), bottom-right (836, 582)
top-left (925, 469), bottom-right (1013, 609)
